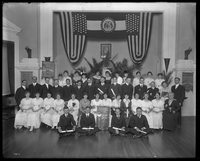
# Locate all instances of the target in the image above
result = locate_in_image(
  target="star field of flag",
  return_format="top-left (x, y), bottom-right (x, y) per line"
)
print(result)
top-left (72, 13), bottom-right (87, 34)
top-left (126, 13), bottom-right (140, 33)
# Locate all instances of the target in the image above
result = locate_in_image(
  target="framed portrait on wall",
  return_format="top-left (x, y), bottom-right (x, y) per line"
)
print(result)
top-left (42, 61), bottom-right (55, 78)
top-left (101, 44), bottom-right (111, 59)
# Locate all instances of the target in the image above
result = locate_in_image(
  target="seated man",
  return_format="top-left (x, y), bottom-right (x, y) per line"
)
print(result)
top-left (128, 107), bottom-right (152, 139)
top-left (108, 108), bottom-right (129, 136)
top-left (77, 106), bottom-right (99, 136)
top-left (57, 106), bottom-right (76, 138)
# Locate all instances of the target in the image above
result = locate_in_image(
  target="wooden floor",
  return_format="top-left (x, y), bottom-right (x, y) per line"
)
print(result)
top-left (2, 116), bottom-right (196, 158)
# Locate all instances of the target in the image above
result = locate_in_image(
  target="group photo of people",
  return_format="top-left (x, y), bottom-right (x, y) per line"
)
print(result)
top-left (14, 69), bottom-right (185, 139)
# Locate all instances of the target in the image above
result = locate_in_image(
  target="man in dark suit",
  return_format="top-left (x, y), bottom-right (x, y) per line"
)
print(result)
top-left (15, 80), bottom-right (28, 110)
top-left (96, 76), bottom-right (109, 99)
top-left (52, 79), bottom-right (63, 99)
top-left (77, 106), bottom-right (99, 136)
top-left (108, 108), bottom-right (129, 136)
top-left (57, 106), bottom-right (76, 138)
top-left (28, 76), bottom-right (41, 98)
top-left (171, 77), bottom-right (185, 126)
top-left (128, 107), bottom-right (151, 138)
top-left (134, 77), bottom-right (147, 100)
top-left (62, 78), bottom-right (74, 102)
top-left (108, 77), bottom-right (121, 100)
top-left (84, 78), bottom-right (97, 101)
top-left (147, 81), bottom-right (159, 101)
top-left (41, 77), bottom-right (53, 99)
top-left (74, 80), bottom-right (84, 101)
top-left (121, 77), bottom-right (133, 99)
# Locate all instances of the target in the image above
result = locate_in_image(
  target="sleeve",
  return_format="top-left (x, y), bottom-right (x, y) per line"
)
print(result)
top-left (79, 101), bottom-right (84, 112)
top-left (120, 101), bottom-right (125, 112)
top-left (180, 86), bottom-right (185, 104)
top-left (91, 100), bottom-right (94, 106)
top-left (15, 88), bottom-right (20, 105)
top-left (43, 98), bottom-right (47, 108)
top-left (57, 115), bottom-right (62, 127)
top-left (80, 114), bottom-right (85, 127)
top-left (171, 86), bottom-right (174, 93)
top-left (76, 100), bottom-right (80, 109)
top-left (144, 116), bottom-right (149, 129)
top-left (149, 102), bottom-right (153, 109)
top-left (61, 100), bottom-right (65, 108)
top-left (174, 100), bottom-right (180, 112)
top-left (71, 115), bottom-right (76, 126)
top-left (53, 100), bottom-right (57, 109)
top-left (118, 85), bottom-right (122, 96)
top-left (111, 116), bottom-right (115, 127)
top-left (130, 85), bottom-right (133, 98)
top-left (19, 98), bottom-right (24, 108)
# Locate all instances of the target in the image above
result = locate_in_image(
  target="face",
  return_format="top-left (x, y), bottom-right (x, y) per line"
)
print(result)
top-left (66, 79), bottom-right (70, 85)
top-left (144, 94), bottom-right (149, 99)
top-left (136, 108), bottom-right (142, 116)
top-left (85, 107), bottom-right (90, 114)
top-left (104, 94), bottom-right (108, 99)
top-left (136, 72), bottom-right (141, 77)
top-left (115, 73), bottom-right (119, 77)
top-left (147, 73), bottom-right (153, 77)
top-left (115, 109), bottom-right (120, 115)
top-left (22, 81), bottom-right (27, 86)
top-left (47, 93), bottom-right (51, 98)
top-left (63, 108), bottom-right (69, 114)
top-left (71, 94), bottom-right (75, 99)
top-left (113, 78), bottom-right (117, 83)
top-left (32, 77), bottom-right (37, 83)
top-left (96, 71), bottom-right (100, 76)
top-left (45, 78), bottom-right (50, 84)
top-left (155, 93), bottom-right (160, 99)
top-left (95, 94), bottom-right (99, 99)
top-left (135, 93), bottom-right (139, 99)
top-left (57, 94), bottom-right (61, 99)
top-left (162, 82), bottom-right (167, 88)
top-left (83, 94), bottom-right (88, 99)
top-left (87, 78), bottom-right (92, 84)
top-left (117, 95), bottom-right (121, 100)
top-left (175, 78), bottom-right (180, 84)
top-left (58, 76), bottom-right (63, 80)
top-left (140, 79), bottom-right (144, 84)
top-left (82, 75), bottom-right (86, 79)
top-left (125, 95), bottom-right (129, 99)
top-left (158, 74), bottom-right (162, 79)
top-left (64, 72), bottom-right (68, 77)
top-left (150, 82), bottom-right (155, 87)
top-left (169, 93), bottom-right (174, 100)
top-left (36, 93), bottom-right (40, 98)
top-left (54, 80), bottom-right (58, 86)
top-left (25, 92), bottom-right (30, 98)
top-left (126, 78), bottom-right (131, 84)
top-left (100, 77), bottom-right (105, 83)
top-left (105, 72), bottom-right (109, 77)
top-left (124, 73), bottom-right (128, 77)
top-left (77, 82), bottom-right (81, 86)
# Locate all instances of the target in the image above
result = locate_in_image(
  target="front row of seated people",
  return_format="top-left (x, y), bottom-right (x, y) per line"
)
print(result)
top-left (14, 90), bottom-right (180, 138)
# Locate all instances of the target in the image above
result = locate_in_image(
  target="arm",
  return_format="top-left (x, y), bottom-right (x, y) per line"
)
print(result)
top-left (180, 86), bottom-right (185, 105)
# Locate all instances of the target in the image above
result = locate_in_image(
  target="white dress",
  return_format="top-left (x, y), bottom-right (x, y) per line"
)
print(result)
top-left (117, 76), bottom-right (123, 85)
top-left (27, 98), bottom-right (43, 128)
top-left (58, 79), bottom-right (65, 87)
top-left (141, 100), bottom-right (153, 128)
top-left (151, 99), bottom-right (164, 129)
top-left (41, 97), bottom-right (55, 126)
top-left (132, 77), bottom-right (140, 88)
top-left (102, 98), bottom-right (112, 127)
top-left (144, 77), bottom-right (155, 89)
top-left (159, 87), bottom-right (170, 101)
top-left (155, 79), bottom-right (165, 90)
top-left (52, 99), bottom-right (65, 127)
top-left (131, 98), bottom-right (142, 114)
top-left (91, 99), bottom-right (103, 122)
top-left (14, 98), bottom-right (33, 128)
top-left (67, 99), bottom-right (80, 124)
top-left (112, 99), bottom-right (121, 109)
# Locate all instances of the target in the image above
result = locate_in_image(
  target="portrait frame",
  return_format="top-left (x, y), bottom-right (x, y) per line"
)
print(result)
top-left (101, 44), bottom-right (111, 59)
top-left (42, 61), bottom-right (55, 78)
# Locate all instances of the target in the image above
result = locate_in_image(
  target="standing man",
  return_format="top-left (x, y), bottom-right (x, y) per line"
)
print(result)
top-left (28, 76), bottom-right (41, 98)
top-left (134, 77), bottom-right (147, 100)
top-left (15, 80), bottom-right (28, 110)
top-left (41, 77), bottom-right (53, 99)
top-left (147, 81), bottom-right (159, 101)
top-left (84, 78), bottom-right (97, 101)
top-left (121, 78), bottom-right (133, 99)
top-left (62, 79), bottom-right (74, 102)
top-left (73, 80), bottom-right (84, 101)
top-left (108, 77), bottom-right (121, 100)
top-left (171, 77), bottom-right (185, 126)
top-left (52, 79), bottom-right (63, 99)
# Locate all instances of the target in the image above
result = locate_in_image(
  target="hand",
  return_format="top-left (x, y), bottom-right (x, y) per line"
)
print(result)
top-left (73, 126), bottom-right (76, 131)
top-left (172, 111), bottom-right (175, 114)
top-left (136, 128), bottom-right (140, 132)
top-left (141, 127), bottom-right (146, 130)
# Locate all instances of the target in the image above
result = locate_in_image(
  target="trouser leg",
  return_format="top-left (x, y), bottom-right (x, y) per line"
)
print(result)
top-left (88, 127), bottom-right (99, 135)
top-left (108, 127), bottom-right (116, 135)
top-left (76, 127), bottom-right (87, 134)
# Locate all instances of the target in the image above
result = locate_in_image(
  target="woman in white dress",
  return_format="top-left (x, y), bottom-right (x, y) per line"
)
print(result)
top-left (14, 91), bottom-right (33, 129)
top-left (52, 94), bottom-right (65, 129)
top-left (111, 94), bottom-right (122, 114)
top-left (144, 71), bottom-right (155, 89)
top-left (102, 93), bottom-right (112, 127)
top-left (155, 73), bottom-right (165, 91)
top-left (132, 71), bottom-right (141, 88)
top-left (141, 93), bottom-right (154, 128)
top-left (91, 93), bottom-right (103, 122)
top-left (67, 93), bottom-right (80, 125)
top-left (63, 70), bottom-right (72, 86)
top-left (159, 81), bottom-right (170, 101)
top-left (58, 73), bottom-right (65, 87)
top-left (151, 92), bottom-right (164, 129)
top-left (27, 92), bottom-right (43, 131)
top-left (131, 93), bottom-right (142, 115)
top-left (41, 92), bottom-right (55, 127)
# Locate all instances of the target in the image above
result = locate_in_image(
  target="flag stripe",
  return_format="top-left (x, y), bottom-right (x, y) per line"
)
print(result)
top-left (143, 12), bottom-right (147, 57)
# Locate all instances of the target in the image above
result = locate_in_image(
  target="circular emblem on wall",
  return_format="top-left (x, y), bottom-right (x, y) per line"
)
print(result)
top-left (101, 17), bottom-right (116, 33)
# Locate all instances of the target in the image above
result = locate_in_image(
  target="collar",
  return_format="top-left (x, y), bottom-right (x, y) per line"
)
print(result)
top-left (176, 84), bottom-right (179, 87)
top-left (101, 83), bottom-right (105, 86)
top-left (65, 114), bottom-right (68, 117)
top-left (22, 86), bottom-right (26, 89)
top-left (137, 115), bottom-right (141, 118)
top-left (126, 83), bottom-right (129, 85)
top-left (88, 83), bottom-right (92, 86)
top-left (33, 83), bottom-right (36, 85)
top-left (140, 84), bottom-right (143, 86)
top-left (55, 85), bottom-right (58, 88)
top-left (113, 83), bottom-right (117, 85)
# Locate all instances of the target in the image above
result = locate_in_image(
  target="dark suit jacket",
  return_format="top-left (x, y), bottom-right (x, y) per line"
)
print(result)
top-left (84, 84), bottom-right (97, 101)
top-left (74, 86), bottom-right (85, 101)
top-left (80, 113), bottom-right (96, 128)
top-left (128, 115), bottom-right (149, 129)
top-left (108, 84), bottom-right (121, 99)
top-left (134, 84), bottom-right (147, 100)
top-left (15, 86), bottom-right (28, 105)
top-left (62, 85), bottom-right (74, 101)
top-left (121, 83), bottom-right (133, 99)
top-left (171, 84), bottom-right (185, 106)
top-left (28, 83), bottom-right (41, 98)
top-left (41, 84), bottom-right (53, 99)
top-left (147, 87), bottom-right (159, 101)
top-left (58, 113), bottom-right (76, 130)
top-left (52, 86), bottom-right (63, 99)
top-left (111, 115), bottom-right (126, 128)
top-left (164, 99), bottom-right (180, 113)
top-left (96, 83), bottom-right (109, 99)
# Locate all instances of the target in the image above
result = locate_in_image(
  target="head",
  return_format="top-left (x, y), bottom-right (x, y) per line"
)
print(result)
top-left (58, 73), bottom-right (63, 80)
top-left (150, 81), bottom-right (156, 88)
top-left (126, 77), bottom-right (131, 84)
top-left (134, 93), bottom-right (140, 100)
top-left (32, 76), bottom-right (37, 83)
top-left (82, 73), bottom-right (87, 79)
top-left (63, 70), bottom-right (69, 77)
top-left (45, 77), bottom-right (50, 84)
top-left (143, 93), bottom-right (149, 100)
top-left (100, 76), bottom-right (105, 83)
top-left (168, 92), bottom-right (174, 100)
top-left (21, 80), bottom-right (27, 87)
top-left (95, 70), bottom-right (100, 76)
top-left (116, 94), bottom-right (121, 100)
top-left (103, 93), bottom-right (108, 99)
top-left (54, 79), bottom-right (59, 86)
top-left (25, 91), bottom-right (30, 98)
top-left (63, 106), bottom-right (69, 115)
top-left (105, 71), bottom-right (111, 77)
top-left (35, 92), bottom-right (40, 98)
top-left (115, 71), bottom-right (119, 77)
top-left (77, 80), bottom-right (82, 86)
top-left (124, 93), bottom-right (129, 99)
top-left (71, 93), bottom-right (76, 100)
top-left (124, 71), bottom-right (128, 77)
top-left (155, 92), bottom-right (161, 100)
top-left (115, 108), bottom-right (121, 116)
top-left (85, 106), bottom-right (91, 114)
top-left (113, 77), bottom-right (117, 84)
top-left (47, 92), bottom-right (52, 98)
top-left (136, 71), bottom-right (141, 77)
top-left (66, 79), bottom-right (70, 85)
top-left (87, 78), bottom-right (92, 84)
top-left (147, 71), bottom-right (153, 77)
top-left (157, 73), bottom-right (163, 79)
top-left (74, 71), bottom-right (80, 77)
top-left (136, 107), bottom-right (142, 116)
top-left (56, 94), bottom-right (61, 100)
top-left (83, 93), bottom-right (88, 99)
top-left (139, 77), bottom-right (144, 84)
top-left (95, 93), bottom-right (100, 99)
top-left (174, 77), bottom-right (180, 84)
top-left (161, 81), bottom-right (167, 88)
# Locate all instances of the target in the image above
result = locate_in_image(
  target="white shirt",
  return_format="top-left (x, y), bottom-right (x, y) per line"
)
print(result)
top-left (45, 83), bottom-right (49, 89)
top-left (117, 76), bottom-right (123, 85)
top-left (132, 77), bottom-right (140, 87)
top-left (144, 78), bottom-right (154, 89)
top-left (175, 84), bottom-right (179, 89)
top-left (22, 86), bottom-right (26, 90)
top-left (33, 83), bottom-right (36, 86)
top-left (86, 113), bottom-right (89, 117)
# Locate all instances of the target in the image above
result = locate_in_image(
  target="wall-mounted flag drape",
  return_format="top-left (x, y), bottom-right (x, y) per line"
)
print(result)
top-left (58, 12), bottom-right (153, 66)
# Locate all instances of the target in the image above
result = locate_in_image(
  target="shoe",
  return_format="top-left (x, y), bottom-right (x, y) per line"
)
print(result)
top-left (51, 126), bottom-right (55, 130)
top-left (133, 134), bottom-right (141, 139)
top-left (29, 127), bottom-right (33, 132)
top-left (119, 133), bottom-right (127, 137)
top-left (18, 126), bottom-right (23, 129)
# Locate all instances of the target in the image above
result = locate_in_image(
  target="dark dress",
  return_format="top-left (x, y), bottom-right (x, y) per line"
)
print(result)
top-left (163, 99), bottom-right (180, 131)
top-left (128, 114), bottom-right (151, 135)
top-left (147, 87), bottom-right (159, 101)
top-left (121, 83), bottom-right (133, 99)
top-left (28, 83), bottom-right (41, 98)
top-left (108, 114), bottom-right (129, 135)
top-left (52, 86), bottom-right (63, 99)
top-left (77, 113), bottom-right (99, 135)
top-left (171, 84), bottom-right (185, 125)
top-left (92, 76), bottom-right (100, 85)
top-left (41, 84), bottom-right (53, 99)
top-left (108, 83), bottom-right (122, 100)
top-left (134, 84), bottom-right (147, 100)
top-left (62, 85), bottom-right (74, 101)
